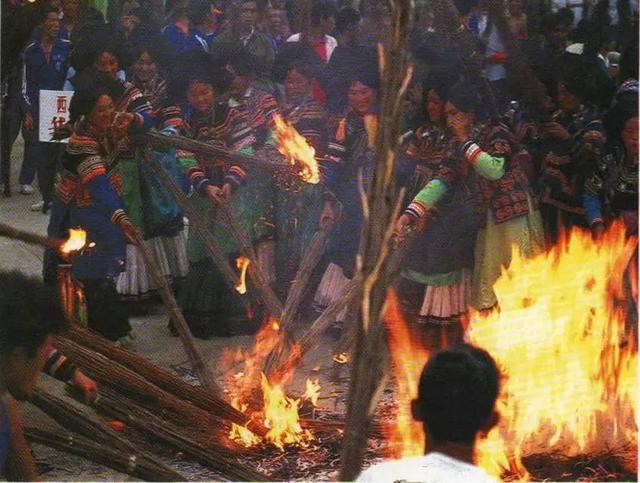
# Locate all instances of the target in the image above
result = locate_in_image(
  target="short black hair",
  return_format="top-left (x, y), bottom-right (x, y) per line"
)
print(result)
top-left (131, 33), bottom-right (171, 69)
top-left (39, 4), bottom-right (60, 23)
top-left (311, 1), bottom-right (337, 26)
top-left (335, 6), bottom-right (360, 33)
top-left (0, 271), bottom-right (68, 358)
top-left (418, 344), bottom-right (500, 445)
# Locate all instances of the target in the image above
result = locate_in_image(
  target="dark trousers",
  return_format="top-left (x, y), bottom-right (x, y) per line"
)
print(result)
top-left (80, 278), bottom-right (132, 341)
top-left (0, 72), bottom-right (22, 192)
top-left (21, 127), bottom-right (63, 203)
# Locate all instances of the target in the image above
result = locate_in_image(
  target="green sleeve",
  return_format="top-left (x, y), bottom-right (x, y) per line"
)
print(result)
top-left (473, 151), bottom-right (505, 180)
top-left (414, 178), bottom-right (449, 208)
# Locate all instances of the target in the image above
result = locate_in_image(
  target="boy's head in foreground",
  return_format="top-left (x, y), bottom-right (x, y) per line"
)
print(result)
top-left (412, 344), bottom-right (501, 448)
top-left (0, 271), bottom-right (68, 400)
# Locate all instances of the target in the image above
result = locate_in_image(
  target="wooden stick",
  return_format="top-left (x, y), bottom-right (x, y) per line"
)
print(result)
top-left (61, 327), bottom-right (266, 436)
top-left (141, 148), bottom-right (242, 294)
top-left (95, 388), bottom-right (268, 481)
top-left (130, 228), bottom-right (221, 394)
top-left (215, 200), bottom-right (284, 319)
top-left (25, 426), bottom-right (185, 481)
top-left (263, 221), bottom-right (335, 375)
top-left (269, 278), bottom-right (362, 381)
top-left (340, 0), bottom-right (415, 478)
top-left (144, 130), bottom-right (286, 173)
top-left (0, 222), bottom-right (63, 250)
top-left (30, 389), bottom-right (184, 480)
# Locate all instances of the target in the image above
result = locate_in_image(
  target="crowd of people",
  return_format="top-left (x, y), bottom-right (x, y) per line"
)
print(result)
top-left (0, 0), bottom-right (637, 348)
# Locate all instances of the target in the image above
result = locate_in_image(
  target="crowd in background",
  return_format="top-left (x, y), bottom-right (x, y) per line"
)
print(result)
top-left (0, 0), bottom-right (637, 348)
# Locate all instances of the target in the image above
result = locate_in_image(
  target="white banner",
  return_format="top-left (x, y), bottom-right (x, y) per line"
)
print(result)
top-left (39, 89), bottom-right (74, 143)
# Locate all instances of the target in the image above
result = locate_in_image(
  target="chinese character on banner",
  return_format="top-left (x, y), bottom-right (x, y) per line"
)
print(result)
top-left (39, 90), bottom-right (74, 143)
top-left (56, 95), bottom-right (68, 114)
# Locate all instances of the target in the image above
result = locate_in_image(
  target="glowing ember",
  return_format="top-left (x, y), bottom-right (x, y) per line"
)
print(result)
top-left (468, 222), bottom-right (638, 479)
top-left (60, 228), bottom-right (87, 254)
top-left (261, 374), bottom-right (314, 450)
top-left (333, 353), bottom-right (349, 364)
top-left (384, 289), bottom-right (430, 459)
top-left (235, 256), bottom-right (251, 294)
top-left (273, 113), bottom-right (321, 184)
top-left (302, 379), bottom-right (321, 407)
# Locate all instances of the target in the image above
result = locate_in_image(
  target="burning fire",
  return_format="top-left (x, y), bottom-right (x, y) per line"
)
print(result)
top-left (223, 318), bottom-right (318, 450)
top-left (470, 222), bottom-right (638, 479)
top-left (332, 353), bottom-right (349, 364)
top-left (384, 289), bottom-right (430, 459)
top-left (302, 378), bottom-right (321, 407)
top-left (384, 223), bottom-right (637, 479)
top-left (235, 256), bottom-right (251, 294)
top-left (273, 114), bottom-right (321, 184)
top-left (60, 228), bottom-right (87, 254)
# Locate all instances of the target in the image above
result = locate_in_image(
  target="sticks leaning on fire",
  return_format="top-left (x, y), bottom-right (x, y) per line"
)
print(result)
top-left (52, 336), bottom-right (243, 439)
top-left (62, 327), bottom-right (266, 435)
top-left (263, 220), bottom-right (336, 375)
top-left (31, 389), bottom-right (185, 481)
top-left (95, 387), bottom-right (269, 481)
top-left (25, 426), bottom-right (185, 481)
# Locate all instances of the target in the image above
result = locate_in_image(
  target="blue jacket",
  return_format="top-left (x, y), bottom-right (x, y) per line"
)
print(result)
top-left (21, 37), bottom-right (71, 117)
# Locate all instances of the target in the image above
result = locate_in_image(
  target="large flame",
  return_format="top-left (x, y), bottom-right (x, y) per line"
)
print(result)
top-left (60, 228), bottom-right (87, 254)
top-left (223, 318), bottom-right (316, 450)
top-left (384, 289), bottom-right (430, 459)
top-left (273, 113), bottom-right (321, 184)
top-left (384, 223), bottom-right (637, 479)
top-left (469, 221), bottom-right (637, 479)
top-left (235, 256), bottom-right (251, 294)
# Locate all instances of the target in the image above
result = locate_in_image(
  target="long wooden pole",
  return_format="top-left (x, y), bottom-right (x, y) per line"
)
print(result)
top-left (141, 148), bottom-right (241, 293)
top-left (339, 0), bottom-right (415, 478)
top-left (130, 229), bottom-right (221, 394)
top-left (0, 222), bottom-right (63, 250)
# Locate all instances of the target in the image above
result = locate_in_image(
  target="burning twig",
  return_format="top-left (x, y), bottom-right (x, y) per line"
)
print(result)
top-left (273, 114), bottom-right (321, 184)
top-left (61, 327), bottom-right (265, 434)
top-left (215, 200), bottom-right (284, 319)
top-left (235, 256), bottom-right (251, 295)
top-left (0, 222), bottom-right (86, 253)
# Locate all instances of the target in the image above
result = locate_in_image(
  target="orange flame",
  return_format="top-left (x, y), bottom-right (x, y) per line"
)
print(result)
top-left (60, 228), bottom-right (87, 254)
top-left (333, 352), bottom-right (349, 364)
top-left (273, 113), bottom-right (321, 184)
top-left (469, 222), bottom-right (638, 479)
top-left (235, 256), bottom-right (251, 294)
top-left (261, 374), bottom-right (314, 450)
top-left (302, 378), bottom-right (321, 407)
top-left (222, 318), bottom-right (316, 449)
top-left (384, 289), bottom-right (430, 459)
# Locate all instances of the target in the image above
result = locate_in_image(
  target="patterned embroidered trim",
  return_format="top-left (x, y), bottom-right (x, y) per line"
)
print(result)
top-left (463, 141), bottom-right (482, 164)
top-left (111, 209), bottom-right (129, 226)
top-left (405, 200), bottom-right (428, 220)
top-left (224, 165), bottom-right (247, 187)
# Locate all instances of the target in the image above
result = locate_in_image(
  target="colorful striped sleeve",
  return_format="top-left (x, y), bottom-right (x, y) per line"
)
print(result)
top-left (460, 140), bottom-right (505, 180)
top-left (404, 179), bottom-right (448, 220)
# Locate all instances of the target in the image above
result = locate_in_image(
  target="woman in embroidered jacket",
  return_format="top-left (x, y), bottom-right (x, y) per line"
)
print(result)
top-left (273, 57), bottom-right (329, 295)
top-left (397, 81), bottom-right (545, 311)
top-left (116, 37), bottom-right (190, 299)
top-left (396, 73), bottom-right (478, 344)
top-left (55, 74), bottom-right (140, 341)
top-left (174, 49), bottom-right (278, 338)
top-left (313, 64), bottom-right (379, 320)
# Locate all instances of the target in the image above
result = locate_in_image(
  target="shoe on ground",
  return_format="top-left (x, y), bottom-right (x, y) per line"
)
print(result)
top-left (20, 184), bottom-right (35, 195)
top-left (30, 200), bottom-right (44, 212)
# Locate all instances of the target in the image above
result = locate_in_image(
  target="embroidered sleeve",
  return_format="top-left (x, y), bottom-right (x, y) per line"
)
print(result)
top-left (404, 179), bottom-right (448, 220)
top-left (43, 347), bottom-right (78, 382)
top-left (460, 140), bottom-right (505, 180)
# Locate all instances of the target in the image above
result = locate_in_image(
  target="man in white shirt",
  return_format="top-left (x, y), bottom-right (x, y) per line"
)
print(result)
top-left (357, 344), bottom-right (501, 483)
top-left (286, 1), bottom-right (337, 63)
